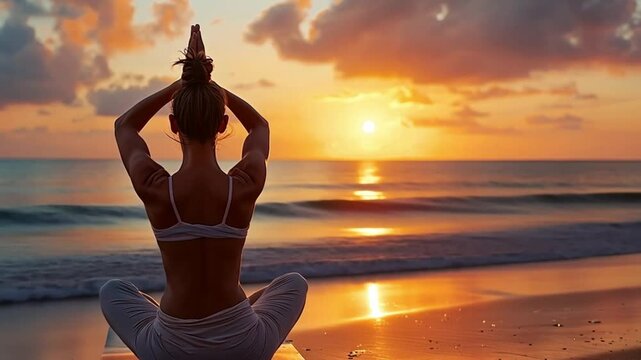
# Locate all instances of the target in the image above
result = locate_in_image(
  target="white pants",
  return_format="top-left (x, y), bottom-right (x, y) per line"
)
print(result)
top-left (99, 273), bottom-right (308, 360)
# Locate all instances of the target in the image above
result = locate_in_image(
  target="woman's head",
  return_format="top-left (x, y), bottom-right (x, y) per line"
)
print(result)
top-left (170, 49), bottom-right (228, 144)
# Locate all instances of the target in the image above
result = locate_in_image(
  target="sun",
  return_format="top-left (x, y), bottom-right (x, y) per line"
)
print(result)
top-left (362, 120), bottom-right (376, 134)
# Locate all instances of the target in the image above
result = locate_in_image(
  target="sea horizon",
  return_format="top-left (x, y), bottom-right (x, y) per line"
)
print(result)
top-left (1, 157), bottom-right (641, 162)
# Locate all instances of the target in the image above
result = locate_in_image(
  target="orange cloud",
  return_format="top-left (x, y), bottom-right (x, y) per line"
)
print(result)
top-left (0, 0), bottom-right (192, 108)
top-left (453, 83), bottom-right (598, 101)
top-left (232, 79), bottom-right (276, 91)
top-left (408, 106), bottom-right (516, 134)
top-left (0, 2), bottom-right (110, 108)
top-left (55, 0), bottom-right (192, 54)
top-left (322, 86), bottom-right (431, 106)
top-left (148, 0), bottom-right (192, 38)
top-left (247, 0), bottom-right (641, 84)
top-left (527, 114), bottom-right (586, 130)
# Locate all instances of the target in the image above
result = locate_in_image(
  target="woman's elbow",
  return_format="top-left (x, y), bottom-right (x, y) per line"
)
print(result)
top-left (259, 115), bottom-right (269, 129)
top-left (114, 115), bottom-right (134, 132)
top-left (114, 116), bottom-right (125, 130)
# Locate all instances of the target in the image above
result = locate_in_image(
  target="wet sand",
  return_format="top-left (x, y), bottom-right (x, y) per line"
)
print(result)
top-left (2, 254), bottom-right (641, 359)
top-left (287, 254), bottom-right (641, 359)
top-left (293, 286), bottom-right (641, 359)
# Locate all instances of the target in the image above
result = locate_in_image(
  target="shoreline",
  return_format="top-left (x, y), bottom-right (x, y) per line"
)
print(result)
top-left (3, 254), bottom-right (641, 359)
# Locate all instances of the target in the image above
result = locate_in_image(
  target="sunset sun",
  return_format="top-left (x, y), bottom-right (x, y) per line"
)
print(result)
top-left (362, 120), bottom-right (376, 134)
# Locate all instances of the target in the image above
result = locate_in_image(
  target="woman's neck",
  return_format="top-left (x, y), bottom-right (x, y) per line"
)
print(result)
top-left (179, 140), bottom-right (221, 172)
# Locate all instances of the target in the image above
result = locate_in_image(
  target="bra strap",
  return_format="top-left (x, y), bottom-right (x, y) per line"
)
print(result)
top-left (222, 176), bottom-right (233, 224)
top-left (168, 176), bottom-right (182, 222)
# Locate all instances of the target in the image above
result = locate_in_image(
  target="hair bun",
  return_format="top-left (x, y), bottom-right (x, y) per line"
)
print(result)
top-left (174, 49), bottom-right (213, 86)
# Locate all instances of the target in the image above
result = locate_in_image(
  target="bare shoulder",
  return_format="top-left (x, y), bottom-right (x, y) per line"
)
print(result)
top-left (228, 151), bottom-right (267, 199)
top-left (135, 168), bottom-right (171, 205)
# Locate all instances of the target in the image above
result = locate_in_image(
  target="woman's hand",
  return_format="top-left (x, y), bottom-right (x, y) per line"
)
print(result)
top-left (187, 24), bottom-right (213, 74)
top-left (188, 24), bottom-right (206, 57)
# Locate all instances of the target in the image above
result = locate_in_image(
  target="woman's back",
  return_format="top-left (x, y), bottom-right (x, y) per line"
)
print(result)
top-left (145, 169), bottom-right (256, 319)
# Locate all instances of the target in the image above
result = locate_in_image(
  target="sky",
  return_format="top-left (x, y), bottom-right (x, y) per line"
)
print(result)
top-left (0, 0), bottom-right (640, 160)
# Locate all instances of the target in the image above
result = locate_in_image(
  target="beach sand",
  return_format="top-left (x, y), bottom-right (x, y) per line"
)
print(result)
top-left (293, 284), bottom-right (641, 360)
top-left (3, 254), bottom-right (641, 359)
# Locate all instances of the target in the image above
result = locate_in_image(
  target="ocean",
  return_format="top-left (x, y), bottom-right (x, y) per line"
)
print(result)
top-left (1, 159), bottom-right (640, 304)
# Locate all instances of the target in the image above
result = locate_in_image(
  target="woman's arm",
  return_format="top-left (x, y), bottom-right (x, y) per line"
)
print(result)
top-left (115, 80), bottom-right (181, 199)
top-left (225, 89), bottom-right (270, 159)
top-left (224, 87), bottom-right (270, 193)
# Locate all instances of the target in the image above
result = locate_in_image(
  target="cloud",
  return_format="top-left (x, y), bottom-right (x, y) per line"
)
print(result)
top-left (120, 73), bottom-right (146, 82)
top-left (409, 106), bottom-right (516, 134)
top-left (0, 0), bottom-right (192, 108)
top-left (453, 86), bottom-right (543, 100)
top-left (547, 83), bottom-right (598, 100)
top-left (247, 0), bottom-right (641, 84)
top-left (87, 77), bottom-right (173, 116)
top-left (54, 0), bottom-right (192, 55)
top-left (454, 83), bottom-right (598, 101)
top-left (543, 103), bottom-right (576, 110)
top-left (10, 125), bottom-right (50, 135)
top-left (456, 105), bottom-right (488, 118)
top-left (322, 86), bottom-right (431, 106)
top-left (0, 7), bottom-right (111, 108)
top-left (322, 91), bottom-right (383, 104)
top-left (527, 114), bottom-right (585, 130)
top-left (232, 78), bottom-right (276, 90)
top-left (148, 0), bottom-right (192, 38)
top-left (392, 87), bottom-right (432, 105)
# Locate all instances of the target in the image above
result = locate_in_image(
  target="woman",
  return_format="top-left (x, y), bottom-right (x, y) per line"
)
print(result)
top-left (99, 24), bottom-right (308, 360)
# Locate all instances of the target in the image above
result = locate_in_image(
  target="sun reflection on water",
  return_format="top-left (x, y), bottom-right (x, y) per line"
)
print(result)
top-left (354, 162), bottom-right (386, 200)
top-left (347, 227), bottom-right (393, 237)
top-left (353, 190), bottom-right (386, 200)
top-left (358, 162), bottom-right (381, 185)
top-left (367, 283), bottom-right (384, 319)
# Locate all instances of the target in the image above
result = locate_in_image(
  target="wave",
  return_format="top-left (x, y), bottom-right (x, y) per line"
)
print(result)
top-left (280, 191), bottom-right (641, 215)
top-left (2, 191), bottom-right (641, 226)
top-left (0, 205), bottom-right (147, 226)
top-left (273, 180), bottom-right (626, 190)
top-left (1, 219), bottom-right (641, 304)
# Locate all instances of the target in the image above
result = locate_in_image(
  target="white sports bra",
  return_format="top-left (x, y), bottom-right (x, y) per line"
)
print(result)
top-left (152, 176), bottom-right (249, 241)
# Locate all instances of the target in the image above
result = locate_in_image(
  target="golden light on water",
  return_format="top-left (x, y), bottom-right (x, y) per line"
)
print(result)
top-left (358, 162), bottom-right (381, 185)
top-left (367, 283), bottom-right (384, 319)
top-left (353, 190), bottom-right (386, 200)
top-left (355, 163), bottom-right (384, 199)
top-left (347, 227), bottom-right (393, 237)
